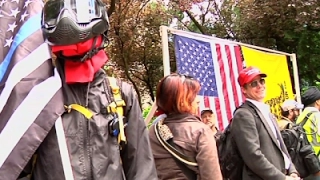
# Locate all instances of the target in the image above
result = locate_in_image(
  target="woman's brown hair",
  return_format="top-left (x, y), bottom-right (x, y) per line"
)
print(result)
top-left (156, 73), bottom-right (201, 114)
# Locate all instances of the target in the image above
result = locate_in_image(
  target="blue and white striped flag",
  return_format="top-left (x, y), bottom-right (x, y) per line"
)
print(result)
top-left (0, 0), bottom-right (64, 178)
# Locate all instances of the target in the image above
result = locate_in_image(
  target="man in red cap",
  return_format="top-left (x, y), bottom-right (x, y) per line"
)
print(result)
top-left (230, 66), bottom-right (299, 180)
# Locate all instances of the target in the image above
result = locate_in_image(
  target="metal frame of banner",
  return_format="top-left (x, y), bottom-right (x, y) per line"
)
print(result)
top-left (144, 26), bottom-right (301, 124)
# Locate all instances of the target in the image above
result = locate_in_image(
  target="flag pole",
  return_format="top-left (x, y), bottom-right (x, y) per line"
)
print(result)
top-left (160, 25), bottom-right (171, 76)
top-left (290, 53), bottom-right (301, 103)
top-left (144, 26), bottom-right (171, 125)
top-left (144, 101), bottom-right (157, 125)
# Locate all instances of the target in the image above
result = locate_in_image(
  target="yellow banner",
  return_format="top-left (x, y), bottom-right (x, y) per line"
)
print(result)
top-left (241, 46), bottom-right (294, 118)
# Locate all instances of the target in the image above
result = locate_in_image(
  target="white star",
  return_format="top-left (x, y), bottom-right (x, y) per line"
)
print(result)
top-left (4, 37), bottom-right (13, 47)
top-left (20, 11), bottom-right (29, 21)
top-left (7, 21), bottom-right (17, 32)
top-left (24, 0), bottom-right (33, 8)
top-left (10, 7), bottom-right (20, 18)
top-left (11, 0), bottom-right (19, 3)
top-left (0, 0), bottom-right (7, 7)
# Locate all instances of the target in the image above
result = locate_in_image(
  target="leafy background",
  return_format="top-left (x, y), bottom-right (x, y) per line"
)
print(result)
top-left (46, 0), bottom-right (320, 114)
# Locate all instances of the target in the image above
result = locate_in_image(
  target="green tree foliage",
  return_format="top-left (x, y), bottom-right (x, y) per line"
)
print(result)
top-left (142, 106), bottom-right (156, 128)
top-left (45, 0), bottom-right (320, 111)
top-left (165, 0), bottom-right (320, 90)
top-left (106, 0), bottom-right (169, 108)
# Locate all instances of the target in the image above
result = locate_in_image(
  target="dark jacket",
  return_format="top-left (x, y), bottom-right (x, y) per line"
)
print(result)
top-left (149, 113), bottom-right (223, 180)
top-left (231, 101), bottom-right (297, 180)
top-left (31, 69), bottom-right (158, 180)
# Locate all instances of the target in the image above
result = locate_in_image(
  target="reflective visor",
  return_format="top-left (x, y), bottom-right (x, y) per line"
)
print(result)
top-left (43, 0), bottom-right (102, 26)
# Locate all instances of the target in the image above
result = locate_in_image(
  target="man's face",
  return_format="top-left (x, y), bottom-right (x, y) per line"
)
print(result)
top-left (201, 111), bottom-right (217, 128)
top-left (289, 109), bottom-right (300, 121)
top-left (241, 76), bottom-right (266, 102)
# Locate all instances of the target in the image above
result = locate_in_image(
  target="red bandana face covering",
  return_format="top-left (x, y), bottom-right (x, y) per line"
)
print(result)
top-left (51, 36), bottom-right (108, 84)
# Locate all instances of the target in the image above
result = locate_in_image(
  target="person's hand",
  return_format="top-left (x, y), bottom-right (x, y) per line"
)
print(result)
top-left (285, 176), bottom-right (296, 180)
top-left (287, 173), bottom-right (300, 180)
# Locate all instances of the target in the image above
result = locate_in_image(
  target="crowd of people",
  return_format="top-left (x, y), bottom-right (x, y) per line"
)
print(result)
top-left (149, 66), bottom-right (320, 180)
top-left (15, 0), bottom-right (320, 179)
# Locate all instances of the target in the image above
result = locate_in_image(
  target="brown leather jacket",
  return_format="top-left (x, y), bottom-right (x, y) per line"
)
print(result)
top-left (149, 113), bottom-right (223, 180)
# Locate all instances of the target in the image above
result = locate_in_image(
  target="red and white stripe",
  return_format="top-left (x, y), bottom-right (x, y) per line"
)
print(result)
top-left (198, 43), bottom-right (244, 130)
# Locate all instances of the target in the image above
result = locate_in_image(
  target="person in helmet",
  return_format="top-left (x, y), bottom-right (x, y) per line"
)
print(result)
top-left (28, 0), bottom-right (158, 179)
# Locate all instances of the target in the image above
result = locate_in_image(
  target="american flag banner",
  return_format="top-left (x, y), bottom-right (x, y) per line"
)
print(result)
top-left (0, 0), bottom-right (64, 178)
top-left (174, 33), bottom-right (244, 130)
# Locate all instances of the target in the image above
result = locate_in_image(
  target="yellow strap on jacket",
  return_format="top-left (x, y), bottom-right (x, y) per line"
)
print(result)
top-left (64, 104), bottom-right (93, 119)
top-left (63, 77), bottom-right (127, 147)
top-left (106, 77), bottom-right (127, 146)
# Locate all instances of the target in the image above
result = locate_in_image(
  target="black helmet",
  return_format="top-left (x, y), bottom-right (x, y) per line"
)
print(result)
top-left (42, 0), bottom-right (109, 46)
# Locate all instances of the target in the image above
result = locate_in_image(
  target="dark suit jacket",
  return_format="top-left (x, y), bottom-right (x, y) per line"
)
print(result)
top-left (231, 101), bottom-right (297, 180)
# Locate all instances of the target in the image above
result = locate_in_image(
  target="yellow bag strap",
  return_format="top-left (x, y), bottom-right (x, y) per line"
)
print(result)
top-left (106, 77), bottom-right (127, 146)
top-left (64, 104), bottom-right (93, 119)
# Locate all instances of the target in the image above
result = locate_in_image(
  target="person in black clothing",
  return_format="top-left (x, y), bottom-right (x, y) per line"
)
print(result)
top-left (21, 0), bottom-right (158, 179)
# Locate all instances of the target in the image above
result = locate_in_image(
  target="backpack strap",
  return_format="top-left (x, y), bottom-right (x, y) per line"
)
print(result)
top-left (231, 102), bottom-right (258, 121)
top-left (64, 104), bottom-right (93, 119)
top-left (284, 122), bottom-right (293, 130)
top-left (171, 154), bottom-right (197, 180)
top-left (236, 101), bottom-right (263, 131)
top-left (154, 120), bottom-right (197, 180)
top-left (106, 77), bottom-right (127, 148)
top-left (298, 111), bottom-right (316, 127)
top-left (154, 120), bottom-right (197, 165)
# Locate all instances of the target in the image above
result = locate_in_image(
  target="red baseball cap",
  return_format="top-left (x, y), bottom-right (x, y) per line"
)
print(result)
top-left (238, 66), bottom-right (267, 87)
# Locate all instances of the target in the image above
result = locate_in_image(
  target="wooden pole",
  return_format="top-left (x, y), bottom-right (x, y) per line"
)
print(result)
top-left (290, 53), bottom-right (301, 103)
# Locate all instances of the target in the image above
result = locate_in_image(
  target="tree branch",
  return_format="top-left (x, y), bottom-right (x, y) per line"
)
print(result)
top-left (175, 15), bottom-right (196, 32)
top-left (185, 10), bottom-right (208, 35)
top-left (212, 0), bottom-right (237, 39)
top-left (107, 0), bottom-right (116, 17)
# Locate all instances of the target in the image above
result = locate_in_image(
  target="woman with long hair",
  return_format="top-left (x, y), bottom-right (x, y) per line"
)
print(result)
top-left (149, 73), bottom-right (222, 180)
